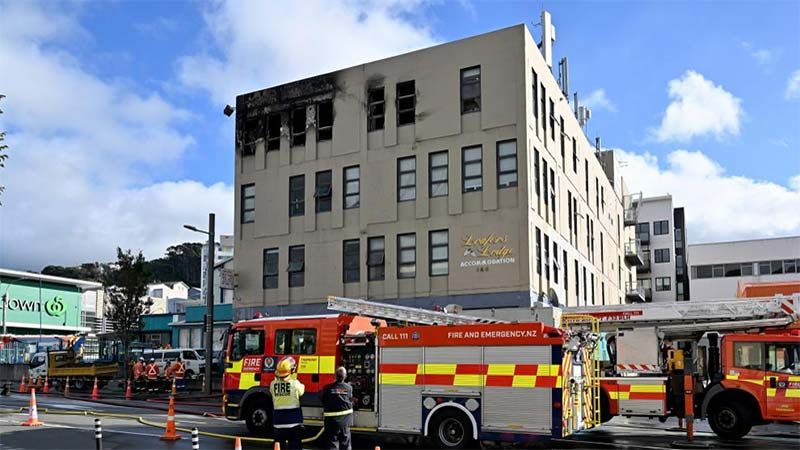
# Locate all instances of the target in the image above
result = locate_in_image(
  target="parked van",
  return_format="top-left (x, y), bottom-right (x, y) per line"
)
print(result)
top-left (131, 348), bottom-right (203, 379)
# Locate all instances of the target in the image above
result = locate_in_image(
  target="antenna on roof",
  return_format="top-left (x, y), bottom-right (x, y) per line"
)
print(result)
top-left (540, 10), bottom-right (556, 69)
top-left (558, 58), bottom-right (569, 99)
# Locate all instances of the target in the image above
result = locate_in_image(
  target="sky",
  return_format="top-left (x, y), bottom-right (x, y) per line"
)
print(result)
top-left (0, 0), bottom-right (798, 271)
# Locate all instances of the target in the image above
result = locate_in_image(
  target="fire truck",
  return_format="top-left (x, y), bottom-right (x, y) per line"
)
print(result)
top-left (562, 294), bottom-right (800, 440)
top-left (223, 296), bottom-right (600, 448)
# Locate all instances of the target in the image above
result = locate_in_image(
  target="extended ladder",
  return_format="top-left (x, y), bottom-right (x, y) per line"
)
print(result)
top-left (326, 295), bottom-right (509, 325)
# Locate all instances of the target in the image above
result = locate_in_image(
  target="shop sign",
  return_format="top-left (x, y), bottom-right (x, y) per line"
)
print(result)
top-left (3, 296), bottom-right (67, 317)
top-left (459, 233), bottom-right (515, 268)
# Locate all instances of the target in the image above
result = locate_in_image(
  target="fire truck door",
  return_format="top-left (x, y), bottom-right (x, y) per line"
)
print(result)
top-left (765, 342), bottom-right (800, 418)
top-left (274, 327), bottom-right (322, 405)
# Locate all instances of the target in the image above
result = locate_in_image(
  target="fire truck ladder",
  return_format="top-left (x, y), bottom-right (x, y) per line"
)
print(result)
top-left (326, 295), bottom-right (509, 325)
top-left (563, 294), bottom-right (800, 337)
top-left (560, 314), bottom-right (601, 431)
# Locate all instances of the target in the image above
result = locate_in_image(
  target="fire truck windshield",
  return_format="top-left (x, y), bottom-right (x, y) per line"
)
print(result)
top-left (768, 342), bottom-right (800, 375)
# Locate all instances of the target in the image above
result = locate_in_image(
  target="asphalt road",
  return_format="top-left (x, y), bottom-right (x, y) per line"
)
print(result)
top-left (0, 393), bottom-right (797, 449)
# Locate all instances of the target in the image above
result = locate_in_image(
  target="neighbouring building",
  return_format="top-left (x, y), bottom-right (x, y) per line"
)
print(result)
top-left (232, 17), bottom-right (641, 319)
top-left (201, 235), bottom-right (234, 304)
top-left (0, 268), bottom-right (102, 335)
top-left (633, 195), bottom-right (690, 302)
top-left (142, 281), bottom-right (191, 314)
top-left (169, 304), bottom-right (232, 351)
top-left (688, 236), bottom-right (800, 301)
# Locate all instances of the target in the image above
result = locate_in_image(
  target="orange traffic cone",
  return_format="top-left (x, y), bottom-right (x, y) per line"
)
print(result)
top-left (19, 374), bottom-right (27, 393)
top-left (171, 377), bottom-right (177, 396)
top-left (125, 379), bottom-right (133, 400)
top-left (234, 437), bottom-right (243, 450)
top-left (160, 396), bottom-right (181, 441)
top-left (273, 441), bottom-right (279, 450)
top-left (20, 388), bottom-right (43, 426)
top-left (43, 376), bottom-right (49, 394)
top-left (64, 376), bottom-right (70, 396)
top-left (91, 377), bottom-right (99, 400)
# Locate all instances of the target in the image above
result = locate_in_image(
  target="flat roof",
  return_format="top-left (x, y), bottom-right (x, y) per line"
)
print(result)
top-left (688, 235), bottom-right (800, 248)
top-left (0, 268), bottom-right (103, 290)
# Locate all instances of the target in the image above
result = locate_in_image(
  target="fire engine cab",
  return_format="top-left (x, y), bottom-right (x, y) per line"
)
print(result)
top-left (224, 296), bottom-right (600, 448)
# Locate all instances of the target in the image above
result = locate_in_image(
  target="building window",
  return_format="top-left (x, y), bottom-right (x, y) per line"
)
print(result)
top-left (724, 263), bottom-right (740, 277)
top-left (549, 167), bottom-right (556, 222)
top-left (595, 177), bottom-right (599, 213)
top-left (758, 261), bottom-right (770, 275)
top-left (654, 248), bottom-right (671, 263)
top-left (741, 263), bottom-right (754, 276)
top-left (460, 66), bottom-right (481, 113)
top-left (429, 151), bottom-right (448, 197)
top-left (785, 259), bottom-right (797, 274)
top-left (287, 245), bottom-right (305, 287)
top-left (584, 159), bottom-right (589, 198)
top-left (549, 99), bottom-right (556, 141)
top-left (553, 241), bottom-right (560, 282)
top-left (241, 183), bottom-right (255, 223)
top-left (429, 230), bottom-right (449, 276)
top-left (289, 175), bottom-right (305, 217)
top-left (367, 87), bottom-right (385, 131)
top-left (267, 113), bottom-right (281, 151)
top-left (582, 266), bottom-right (587, 305)
top-left (601, 281), bottom-right (605, 305)
top-left (560, 117), bottom-right (565, 171)
top-left (291, 106), bottom-right (306, 146)
top-left (317, 101), bottom-right (333, 141)
top-left (590, 273), bottom-right (595, 305)
top-left (534, 148), bottom-right (541, 197)
top-left (600, 232), bottom-right (605, 268)
top-left (572, 138), bottom-right (578, 173)
top-left (636, 222), bottom-right (650, 241)
top-left (544, 234), bottom-right (550, 281)
top-left (397, 156), bottom-right (416, 201)
top-left (497, 140), bottom-right (518, 188)
top-left (396, 80), bottom-right (416, 125)
top-left (343, 166), bottom-right (360, 209)
top-left (563, 250), bottom-right (568, 296)
top-left (542, 160), bottom-right (549, 209)
top-left (677, 255), bottom-right (685, 275)
top-left (263, 248), bottom-right (278, 289)
top-left (601, 186), bottom-right (605, 212)
top-left (574, 259), bottom-right (580, 302)
top-left (535, 227), bottom-right (542, 275)
top-left (532, 69), bottom-right (538, 124)
top-left (462, 145), bottom-right (482, 192)
top-left (397, 233), bottom-right (416, 279)
top-left (771, 260), bottom-right (784, 275)
top-left (656, 276), bottom-right (671, 291)
top-left (343, 239), bottom-right (360, 283)
top-left (653, 220), bottom-right (670, 235)
top-left (541, 84), bottom-right (547, 140)
top-left (367, 237), bottom-right (385, 281)
top-left (315, 170), bottom-right (332, 213)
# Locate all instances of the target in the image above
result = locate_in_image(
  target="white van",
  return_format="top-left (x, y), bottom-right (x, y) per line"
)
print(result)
top-left (132, 348), bottom-right (203, 379)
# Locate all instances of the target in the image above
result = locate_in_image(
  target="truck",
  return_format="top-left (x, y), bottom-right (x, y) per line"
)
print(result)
top-left (562, 294), bottom-right (800, 439)
top-left (29, 345), bottom-right (119, 391)
top-left (223, 296), bottom-right (600, 448)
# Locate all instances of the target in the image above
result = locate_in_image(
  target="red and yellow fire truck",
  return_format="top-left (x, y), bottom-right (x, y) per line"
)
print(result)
top-left (223, 296), bottom-right (600, 448)
top-left (563, 294), bottom-right (800, 439)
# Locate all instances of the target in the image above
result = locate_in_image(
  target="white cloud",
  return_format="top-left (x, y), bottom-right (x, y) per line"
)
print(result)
top-left (0, 2), bottom-right (233, 270)
top-left (652, 70), bottom-right (743, 143)
top-left (741, 41), bottom-right (777, 67)
top-left (785, 69), bottom-right (800, 100)
top-left (177, 0), bottom-right (438, 105)
top-left (581, 89), bottom-right (616, 112)
top-left (617, 149), bottom-right (800, 243)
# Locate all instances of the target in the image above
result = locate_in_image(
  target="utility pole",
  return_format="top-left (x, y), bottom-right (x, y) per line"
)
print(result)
top-left (204, 213), bottom-right (215, 395)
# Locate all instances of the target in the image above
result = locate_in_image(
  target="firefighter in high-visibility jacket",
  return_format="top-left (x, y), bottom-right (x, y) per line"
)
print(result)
top-left (165, 357), bottom-right (186, 389)
top-left (145, 358), bottom-right (160, 393)
top-left (269, 356), bottom-right (305, 450)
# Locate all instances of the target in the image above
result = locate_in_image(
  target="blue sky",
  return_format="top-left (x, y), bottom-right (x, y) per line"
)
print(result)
top-left (0, 0), bottom-right (798, 270)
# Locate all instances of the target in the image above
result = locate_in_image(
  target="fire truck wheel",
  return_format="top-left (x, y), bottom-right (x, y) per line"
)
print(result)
top-left (708, 401), bottom-right (751, 440)
top-left (429, 409), bottom-right (476, 449)
top-left (244, 398), bottom-right (272, 436)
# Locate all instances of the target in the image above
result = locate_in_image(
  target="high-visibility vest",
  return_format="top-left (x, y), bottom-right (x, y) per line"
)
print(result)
top-left (174, 362), bottom-right (185, 380)
top-left (133, 363), bottom-right (144, 378)
top-left (146, 363), bottom-right (159, 380)
top-left (270, 377), bottom-right (305, 428)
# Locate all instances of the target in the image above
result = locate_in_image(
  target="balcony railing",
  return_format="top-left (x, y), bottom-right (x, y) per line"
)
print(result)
top-left (624, 239), bottom-right (645, 267)
top-left (623, 193), bottom-right (642, 226)
top-left (639, 251), bottom-right (651, 273)
top-left (625, 281), bottom-right (646, 303)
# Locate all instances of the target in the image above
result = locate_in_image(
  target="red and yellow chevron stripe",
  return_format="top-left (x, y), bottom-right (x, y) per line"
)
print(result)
top-left (379, 363), bottom-right (562, 388)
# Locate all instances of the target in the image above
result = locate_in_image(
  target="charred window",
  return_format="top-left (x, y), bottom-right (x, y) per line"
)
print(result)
top-left (460, 66), bottom-right (481, 114)
top-left (266, 113), bottom-right (281, 151)
top-left (396, 80), bottom-right (416, 126)
top-left (243, 116), bottom-right (264, 155)
top-left (368, 87), bottom-right (385, 131)
top-left (314, 170), bottom-right (332, 213)
top-left (291, 107), bottom-right (306, 146)
top-left (317, 101), bottom-right (333, 141)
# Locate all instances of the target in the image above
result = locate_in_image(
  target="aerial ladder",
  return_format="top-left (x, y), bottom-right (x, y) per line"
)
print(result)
top-left (326, 295), bottom-right (510, 325)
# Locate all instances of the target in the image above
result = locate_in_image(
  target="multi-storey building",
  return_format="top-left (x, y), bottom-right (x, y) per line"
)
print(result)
top-left (633, 195), bottom-right (690, 302)
top-left (688, 236), bottom-right (800, 301)
top-left (232, 20), bottom-right (640, 319)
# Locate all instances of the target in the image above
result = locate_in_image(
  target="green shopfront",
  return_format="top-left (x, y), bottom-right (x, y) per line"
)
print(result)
top-left (1, 269), bottom-right (98, 335)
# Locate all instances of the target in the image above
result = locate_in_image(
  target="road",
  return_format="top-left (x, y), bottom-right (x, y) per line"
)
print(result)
top-left (0, 393), bottom-right (797, 449)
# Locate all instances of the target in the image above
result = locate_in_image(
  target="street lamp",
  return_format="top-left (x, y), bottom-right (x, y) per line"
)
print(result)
top-left (183, 213), bottom-right (215, 395)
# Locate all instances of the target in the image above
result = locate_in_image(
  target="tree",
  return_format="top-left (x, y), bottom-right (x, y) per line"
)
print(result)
top-left (0, 94), bottom-right (8, 203)
top-left (146, 242), bottom-right (203, 286)
top-left (104, 248), bottom-right (149, 377)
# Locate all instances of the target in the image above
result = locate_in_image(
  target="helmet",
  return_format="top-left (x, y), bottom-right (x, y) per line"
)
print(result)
top-left (275, 356), bottom-right (297, 378)
top-left (138, 357), bottom-right (144, 362)
top-left (149, 358), bottom-right (155, 363)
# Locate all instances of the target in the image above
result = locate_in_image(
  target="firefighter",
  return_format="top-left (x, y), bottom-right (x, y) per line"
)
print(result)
top-left (145, 357), bottom-right (160, 393)
top-left (321, 366), bottom-right (354, 450)
top-left (132, 357), bottom-right (146, 392)
top-left (269, 356), bottom-right (304, 450)
top-left (165, 357), bottom-right (186, 389)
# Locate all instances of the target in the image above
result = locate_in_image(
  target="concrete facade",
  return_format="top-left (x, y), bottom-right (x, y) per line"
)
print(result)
top-left (688, 236), bottom-right (800, 301)
top-left (633, 195), bottom-right (689, 302)
top-left (232, 24), bottom-right (637, 318)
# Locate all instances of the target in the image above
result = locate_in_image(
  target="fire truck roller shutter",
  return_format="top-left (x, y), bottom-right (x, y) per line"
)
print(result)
top-left (610, 378), bottom-right (667, 416)
top-left (379, 347), bottom-right (423, 432)
top-left (483, 346), bottom-right (553, 434)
